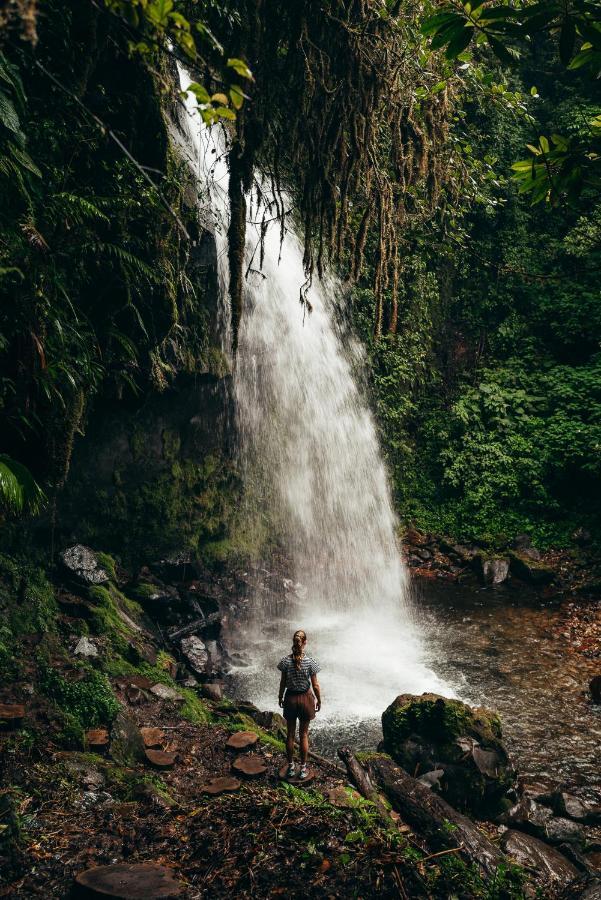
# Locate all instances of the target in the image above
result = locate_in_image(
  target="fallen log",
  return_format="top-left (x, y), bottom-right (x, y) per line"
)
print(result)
top-left (167, 612), bottom-right (221, 642)
top-left (338, 747), bottom-right (397, 828)
top-left (367, 754), bottom-right (505, 878)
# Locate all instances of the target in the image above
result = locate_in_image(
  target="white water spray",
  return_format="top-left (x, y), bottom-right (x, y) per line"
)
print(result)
top-left (176, 67), bottom-right (451, 731)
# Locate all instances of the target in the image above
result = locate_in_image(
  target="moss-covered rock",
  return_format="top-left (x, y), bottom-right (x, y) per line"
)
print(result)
top-left (381, 693), bottom-right (515, 817)
top-left (508, 551), bottom-right (555, 585)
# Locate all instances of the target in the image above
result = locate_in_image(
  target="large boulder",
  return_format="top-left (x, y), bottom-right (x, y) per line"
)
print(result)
top-left (60, 545), bottom-right (110, 586)
top-left (381, 693), bottom-right (515, 817)
top-left (509, 551), bottom-right (555, 585)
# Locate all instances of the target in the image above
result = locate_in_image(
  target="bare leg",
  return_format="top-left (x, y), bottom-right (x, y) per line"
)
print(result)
top-left (286, 719), bottom-right (296, 764)
top-left (299, 720), bottom-right (310, 765)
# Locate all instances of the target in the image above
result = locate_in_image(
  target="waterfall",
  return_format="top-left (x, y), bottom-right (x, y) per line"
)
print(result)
top-left (176, 68), bottom-right (450, 729)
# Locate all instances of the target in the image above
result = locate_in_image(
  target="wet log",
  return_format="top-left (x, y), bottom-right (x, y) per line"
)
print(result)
top-left (226, 730), bottom-right (258, 750)
top-left (367, 754), bottom-right (505, 878)
top-left (74, 863), bottom-right (182, 898)
top-left (167, 612), bottom-right (221, 642)
top-left (338, 747), bottom-right (397, 827)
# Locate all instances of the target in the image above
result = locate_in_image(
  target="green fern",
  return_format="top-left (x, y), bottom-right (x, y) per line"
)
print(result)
top-left (0, 454), bottom-right (45, 515)
top-left (87, 241), bottom-right (159, 282)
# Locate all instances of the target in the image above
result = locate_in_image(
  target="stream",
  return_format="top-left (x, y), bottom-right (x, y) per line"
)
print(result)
top-left (307, 579), bottom-right (601, 791)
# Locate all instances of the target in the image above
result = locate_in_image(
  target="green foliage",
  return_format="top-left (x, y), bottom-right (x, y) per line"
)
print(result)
top-left (0, 554), bottom-right (57, 681)
top-left (39, 663), bottom-right (119, 732)
top-left (422, 0), bottom-right (601, 205)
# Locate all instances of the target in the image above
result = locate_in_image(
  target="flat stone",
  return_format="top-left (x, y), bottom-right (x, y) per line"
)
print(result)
top-left (544, 816), bottom-right (584, 845)
top-left (74, 636), bottom-right (99, 658)
top-left (226, 731), bottom-right (259, 750)
top-left (60, 545), bottom-right (110, 586)
top-left (0, 703), bottom-right (25, 726)
top-left (144, 749), bottom-right (176, 769)
top-left (278, 764), bottom-right (315, 785)
top-left (86, 729), bottom-right (109, 752)
top-left (200, 776), bottom-right (241, 795)
top-left (232, 754), bottom-right (267, 777)
top-left (149, 683), bottom-right (184, 703)
top-left (140, 727), bottom-right (165, 749)
top-left (501, 829), bottom-right (579, 888)
top-left (74, 862), bottom-right (182, 898)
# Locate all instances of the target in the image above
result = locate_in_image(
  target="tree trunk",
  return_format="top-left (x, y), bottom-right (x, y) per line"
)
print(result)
top-left (368, 754), bottom-right (505, 878)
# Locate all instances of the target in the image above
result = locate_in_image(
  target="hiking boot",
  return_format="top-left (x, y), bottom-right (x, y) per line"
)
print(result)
top-left (286, 763), bottom-right (297, 779)
top-left (298, 764), bottom-right (308, 780)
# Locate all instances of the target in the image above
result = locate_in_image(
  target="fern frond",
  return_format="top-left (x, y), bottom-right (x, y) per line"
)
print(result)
top-left (51, 192), bottom-right (109, 225)
top-left (88, 242), bottom-right (159, 282)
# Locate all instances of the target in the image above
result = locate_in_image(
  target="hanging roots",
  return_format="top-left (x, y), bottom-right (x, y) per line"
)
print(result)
top-left (219, 0), bottom-right (460, 340)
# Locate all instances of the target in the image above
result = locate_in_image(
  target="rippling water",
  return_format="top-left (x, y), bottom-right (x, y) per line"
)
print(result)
top-left (307, 580), bottom-right (601, 791)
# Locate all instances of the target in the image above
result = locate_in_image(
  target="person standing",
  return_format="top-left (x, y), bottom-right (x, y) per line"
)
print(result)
top-left (277, 629), bottom-right (321, 779)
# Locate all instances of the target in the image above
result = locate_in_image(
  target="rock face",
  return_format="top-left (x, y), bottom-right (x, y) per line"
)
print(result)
top-left (381, 693), bottom-right (514, 816)
top-left (501, 830), bottom-right (579, 890)
top-left (60, 545), bottom-right (110, 585)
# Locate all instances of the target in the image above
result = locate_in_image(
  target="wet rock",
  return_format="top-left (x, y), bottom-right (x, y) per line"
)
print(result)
top-left (74, 862), bottom-right (182, 898)
top-left (544, 816), bottom-right (584, 845)
top-left (501, 829), bottom-right (579, 889)
top-left (180, 635), bottom-right (209, 674)
top-left (60, 545), bottom-right (110, 586)
top-left (590, 675), bottom-right (601, 705)
top-left (509, 551), bottom-right (555, 585)
top-left (417, 548), bottom-right (432, 561)
top-left (149, 683), bottom-right (184, 703)
top-left (418, 768), bottom-right (444, 791)
top-left (110, 710), bottom-right (146, 765)
top-left (479, 556), bottom-right (510, 585)
top-left (452, 544), bottom-right (477, 564)
top-left (63, 758), bottom-right (105, 790)
top-left (503, 797), bottom-right (584, 845)
top-left (555, 792), bottom-right (590, 823)
top-left (74, 636), bottom-right (99, 658)
top-left (150, 551), bottom-right (198, 582)
top-left (381, 693), bottom-right (514, 816)
top-left (253, 709), bottom-right (287, 734)
top-left (201, 682), bottom-right (223, 701)
top-left (559, 876), bottom-right (601, 900)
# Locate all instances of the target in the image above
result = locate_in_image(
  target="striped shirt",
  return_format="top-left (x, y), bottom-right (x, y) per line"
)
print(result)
top-left (278, 654), bottom-right (321, 693)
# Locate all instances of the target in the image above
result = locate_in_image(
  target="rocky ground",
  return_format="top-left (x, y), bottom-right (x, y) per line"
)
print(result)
top-left (1, 542), bottom-right (600, 899)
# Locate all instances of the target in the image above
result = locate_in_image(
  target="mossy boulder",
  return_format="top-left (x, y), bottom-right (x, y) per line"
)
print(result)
top-left (381, 693), bottom-right (515, 817)
top-left (508, 551), bottom-right (555, 585)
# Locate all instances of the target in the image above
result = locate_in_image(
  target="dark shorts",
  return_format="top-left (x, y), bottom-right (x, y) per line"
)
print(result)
top-left (283, 689), bottom-right (315, 723)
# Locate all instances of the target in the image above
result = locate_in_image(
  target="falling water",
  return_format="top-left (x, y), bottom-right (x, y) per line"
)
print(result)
top-left (175, 67), bottom-right (451, 734)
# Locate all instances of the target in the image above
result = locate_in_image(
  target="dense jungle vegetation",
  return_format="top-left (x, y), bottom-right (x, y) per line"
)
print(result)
top-left (0, 0), bottom-right (599, 554)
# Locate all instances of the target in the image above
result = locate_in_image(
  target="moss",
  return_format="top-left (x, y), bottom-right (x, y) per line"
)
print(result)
top-left (0, 554), bottom-right (58, 681)
top-left (88, 584), bottom-right (143, 656)
top-left (39, 663), bottom-right (119, 732)
top-left (179, 689), bottom-right (209, 725)
top-left (382, 695), bottom-right (477, 751)
top-left (226, 716), bottom-right (285, 751)
top-left (95, 552), bottom-right (117, 582)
